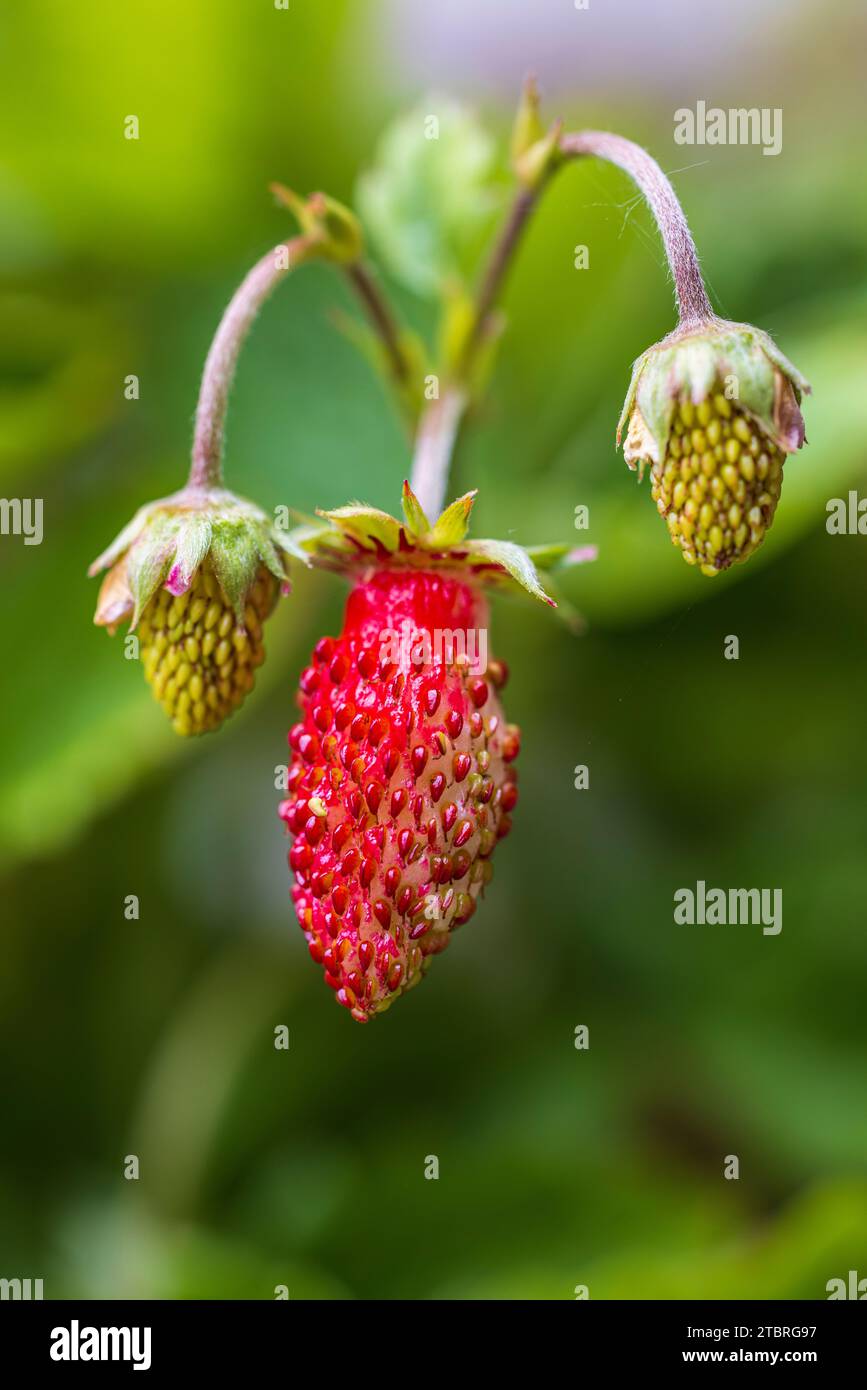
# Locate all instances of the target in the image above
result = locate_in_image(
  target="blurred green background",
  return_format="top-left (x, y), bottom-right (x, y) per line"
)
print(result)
top-left (1, 0), bottom-right (866, 1299)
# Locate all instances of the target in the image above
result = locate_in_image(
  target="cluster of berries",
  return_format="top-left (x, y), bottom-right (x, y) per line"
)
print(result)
top-left (88, 109), bottom-right (809, 1019)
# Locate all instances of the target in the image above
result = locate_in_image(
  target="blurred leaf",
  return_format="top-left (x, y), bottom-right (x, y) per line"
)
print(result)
top-left (440, 1180), bottom-right (867, 1300)
top-left (0, 548), bottom-right (323, 869)
top-left (53, 1196), bottom-right (348, 1299)
top-left (356, 97), bottom-right (504, 299)
top-left (0, 291), bottom-right (130, 484)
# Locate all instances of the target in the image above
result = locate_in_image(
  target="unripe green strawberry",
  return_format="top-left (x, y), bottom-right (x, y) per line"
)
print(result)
top-left (90, 485), bottom-right (305, 735)
top-left (138, 562), bottom-right (277, 735)
top-left (618, 318), bottom-right (810, 575)
top-left (650, 390), bottom-right (785, 575)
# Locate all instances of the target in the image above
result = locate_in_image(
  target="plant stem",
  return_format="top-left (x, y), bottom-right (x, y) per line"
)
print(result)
top-left (460, 184), bottom-right (545, 369)
top-left (409, 387), bottom-right (468, 521)
top-left (344, 260), bottom-right (411, 385)
top-left (558, 129), bottom-right (714, 327)
top-left (189, 236), bottom-right (316, 490)
top-left (409, 181), bottom-right (550, 515)
top-left (412, 120), bottom-right (718, 517)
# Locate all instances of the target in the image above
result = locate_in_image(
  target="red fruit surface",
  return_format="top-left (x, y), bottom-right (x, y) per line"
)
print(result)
top-left (279, 569), bottom-right (519, 1020)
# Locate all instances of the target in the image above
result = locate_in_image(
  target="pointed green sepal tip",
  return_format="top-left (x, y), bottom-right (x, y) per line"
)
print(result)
top-left (463, 537), bottom-right (555, 605)
top-left (428, 490), bottom-right (477, 548)
top-left (281, 484), bottom-right (593, 614)
top-left (401, 480), bottom-right (431, 540)
top-left (90, 484), bottom-right (299, 632)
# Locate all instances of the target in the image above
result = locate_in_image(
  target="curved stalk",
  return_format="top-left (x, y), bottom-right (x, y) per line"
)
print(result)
top-left (408, 126), bottom-right (715, 511)
top-left (189, 236), bottom-right (317, 490)
top-left (558, 129), bottom-right (714, 327)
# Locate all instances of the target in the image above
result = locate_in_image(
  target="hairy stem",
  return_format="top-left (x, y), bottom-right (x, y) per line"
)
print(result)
top-left (418, 128), bottom-right (714, 508)
top-left (409, 387), bottom-right (468, 521)
top-left (190, 236), bottom-right (316, 490)
top-left (559, 129), bottom-right (714, 326)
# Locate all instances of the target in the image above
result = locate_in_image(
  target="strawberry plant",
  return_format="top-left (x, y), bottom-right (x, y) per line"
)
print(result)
top-left (89, 81), bottom-right (810, 1018)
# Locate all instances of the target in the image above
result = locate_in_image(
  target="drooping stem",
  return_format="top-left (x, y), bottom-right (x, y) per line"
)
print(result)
top-left (189, 235), bottom-right (316, 490)
top-left (409, 127), bottom-right (715, 510)
top-left (409, 386), bottom-right (468, 521)
top-left (559, 130), bottom-right (714, 327)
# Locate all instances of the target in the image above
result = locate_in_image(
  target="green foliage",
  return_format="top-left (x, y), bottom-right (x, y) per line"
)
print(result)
top-left (356, 97), bottom-right (504, 299)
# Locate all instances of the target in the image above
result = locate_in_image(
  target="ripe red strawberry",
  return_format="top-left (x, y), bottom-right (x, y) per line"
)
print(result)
top-left (277, 483), bottom-right (585, 1020)
top-left (279, 569), bottom-right (518, 1020)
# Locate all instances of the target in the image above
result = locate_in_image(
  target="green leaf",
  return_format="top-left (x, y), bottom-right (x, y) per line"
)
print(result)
top-left (356, 97), bottom-right (503, 299)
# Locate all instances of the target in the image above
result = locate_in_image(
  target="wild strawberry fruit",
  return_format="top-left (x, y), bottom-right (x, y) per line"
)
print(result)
top-left (90, 486), bottom-right (305, 734)
top-left (618, 318), bottom-right (810, 576)
top-left (278, 482), bottom-right (585, 1020)
top-left (137, 562), bottom-right (277, 735)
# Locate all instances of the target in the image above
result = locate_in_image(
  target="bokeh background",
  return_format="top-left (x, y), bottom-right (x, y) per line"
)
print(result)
top-left (1, 0), bottom-right (866, 1299)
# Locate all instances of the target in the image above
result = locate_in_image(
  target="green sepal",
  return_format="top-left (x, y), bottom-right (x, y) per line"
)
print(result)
top-left (318, 504), bottom-right (403, 553)
top-left (88, 502), bottom-right (155, 577)
top-left (209, 522), bottom-right (262, 624)
top-left (523, 541), bottom-right (576, 569)
top-left (463, 537), bottom-right (555, 606)
top-left (171, 513), bottom-right (212, 592)
top-left (125, 514), bottom-right (176, 627)
top-left (283, 486), bottom-right (591, 611)
top-left (427, 490), bottom-right (476, 547)
top-left (90, 484), bottom-right (301, 631)
top-left (271, 525), bottom-right (311, 566)
top-left (617, 318), bottom-right (811, 469)
top-left (401, 480), bottom-right (431, 540)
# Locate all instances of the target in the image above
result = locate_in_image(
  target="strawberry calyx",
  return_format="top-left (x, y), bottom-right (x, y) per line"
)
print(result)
top-left (284, 480), bottom-right (594, 611)
top-left (89, 484), bottom-right (309, 633)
